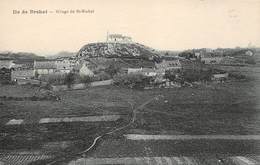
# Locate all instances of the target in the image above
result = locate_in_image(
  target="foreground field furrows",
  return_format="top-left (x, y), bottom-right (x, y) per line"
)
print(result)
top-left (1, 153), bottom-right (259, 165)
top-left (5, 115), bottom-right (122, 125)
top-left (0, 152), bottom-right (53, 165)
top-left (93, 139), bottom-right (260, 157)
top-left (68, 155), bottom-right (260, 165)
top-left (125, 134), bottom-right (260, 140)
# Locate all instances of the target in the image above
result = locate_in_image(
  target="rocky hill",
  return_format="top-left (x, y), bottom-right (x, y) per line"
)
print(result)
top-left (76, 42), bottom-right (160, 60)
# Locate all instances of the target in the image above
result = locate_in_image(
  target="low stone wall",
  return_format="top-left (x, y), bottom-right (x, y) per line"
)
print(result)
top-left (91, 79), bottom-right (113, 86)
top-left (16, 79), bottom-right (44, 85)
top-left (51, 79), bottom-right (113, 91)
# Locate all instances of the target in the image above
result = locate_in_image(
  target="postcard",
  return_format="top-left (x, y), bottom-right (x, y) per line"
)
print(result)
top-left (0, 0), bottom-right (260, 164)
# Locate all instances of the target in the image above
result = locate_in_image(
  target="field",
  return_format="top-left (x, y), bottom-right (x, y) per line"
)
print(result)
top-left (1, 78), bottom-right (259, 135)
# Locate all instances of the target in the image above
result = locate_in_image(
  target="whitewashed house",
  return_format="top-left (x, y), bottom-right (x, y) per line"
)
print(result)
top-left (34, 60), bottom-right (56, 75)
top-left (106, 33), bottom-right (132, 43)
top-left (127, 68), bottom-right (142, 74)
top-left (79, 63), bottom-right (94, 77)
top-left (155, 58), bottom-right (181, 71)
top-left (245, 50), bottom-right (254, 56)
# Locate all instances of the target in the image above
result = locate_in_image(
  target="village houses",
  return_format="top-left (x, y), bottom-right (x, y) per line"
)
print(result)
top-left (34, 58), bottom-right (80, 76)
top-left (34, 60), bottom-right (57, 76)
top-left (155, 57), bottom-right (182, 71)
top-left (79, 62), bottom-right (94, 77)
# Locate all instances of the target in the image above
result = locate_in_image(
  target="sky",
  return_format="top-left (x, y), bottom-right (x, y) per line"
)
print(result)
top-left (0, 0), bottom-right (260, 56)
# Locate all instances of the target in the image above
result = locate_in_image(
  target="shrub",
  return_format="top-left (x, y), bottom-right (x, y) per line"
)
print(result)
top-left (80, 75), bottom-right (92, 84)
top-left (39, 74), bottom-right (67, 85)
top-left (229, 73), bottom-right (246, 79)
top-left (105, 63), bottom-right (121, 77)
top-left (65, 72), bottom-right (76, 88)
top-left (113, 73), bottom-right (151, 89)
top-left (165, 69), bottom-right (181, 81)
top-left (181, 69), bottom-right (212, 82)
top-left (96, 72), bottom-right (111, 81)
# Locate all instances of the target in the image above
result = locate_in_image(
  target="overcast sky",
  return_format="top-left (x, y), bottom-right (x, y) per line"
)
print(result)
top-left (0, 0), bottom-right (260, 56)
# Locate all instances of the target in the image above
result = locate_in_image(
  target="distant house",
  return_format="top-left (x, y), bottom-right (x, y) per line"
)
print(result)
top-left (107, 33), bottom-right (132, 43)
top-left (127, 68), bottom-right (142, 74)
top-left (194, 52), bottom-right (201, 58)
top-left (212, 73), bottom-right (229, 81)
top-left (0, 59), bottom-right (15, 69)
top-left (156, 58), bottom-right (181, 71)
top-left (34, 60), bottom-right (56, 75)
top-left (127, 67), bottom-right (158, 77)
top-left (245, 50), bottom-right (254, 56)
top-left (141, 68), bottom-right (157, 77)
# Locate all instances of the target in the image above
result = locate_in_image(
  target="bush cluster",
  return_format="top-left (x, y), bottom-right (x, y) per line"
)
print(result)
top-left (113, 73), bottom-right (152, 89)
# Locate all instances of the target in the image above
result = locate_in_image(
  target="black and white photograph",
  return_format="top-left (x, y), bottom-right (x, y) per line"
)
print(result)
top-left (0, 0), bottom-right (260, 164)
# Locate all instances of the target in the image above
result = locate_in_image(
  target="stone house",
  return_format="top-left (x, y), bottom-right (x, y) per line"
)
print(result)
top-left (11, 69), bottom-right (35, 81)
top-left (156, 58), bottom-right (181, 71)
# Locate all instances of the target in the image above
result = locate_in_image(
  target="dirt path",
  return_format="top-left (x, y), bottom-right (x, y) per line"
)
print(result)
top-left (125, 134), bottom-right (260, 140)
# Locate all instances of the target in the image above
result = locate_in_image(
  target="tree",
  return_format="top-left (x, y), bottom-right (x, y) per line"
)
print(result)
top-left (80, 75), bottom-right (92, 84)
top-left (113, 73), bottom-right (151, 89)
top-left (65, 72), bottom-right (75, 88)
top-left (105, 63), bottom-right (120, 77)
top-left (34, 71), bottom-right (39, 79)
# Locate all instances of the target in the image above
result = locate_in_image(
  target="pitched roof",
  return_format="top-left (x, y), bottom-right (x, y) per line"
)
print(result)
top-left (34, 61), bottom-right (56, 69)
top-left (108, 34), bottom-right (132, 39)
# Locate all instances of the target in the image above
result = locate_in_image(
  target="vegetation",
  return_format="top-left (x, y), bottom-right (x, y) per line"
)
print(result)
top-left (113, 73), bottom-right (152, 89)
top-left (39, 73), bottom-right (93, 87)
top-left (105, 63), bottom-right (121, 77)
top-left (181, 69), bottom-right (213, 82)
top-left (94, 72), bottom-right (111, 81)
top-left (165, 69), bottom-right (181, 81)
top-left (65, 72), bottom-right (76, 88)
top-left (80, 75), bottom-right (92, 84)
top-left (39, 74), bottom-right (67, 85)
